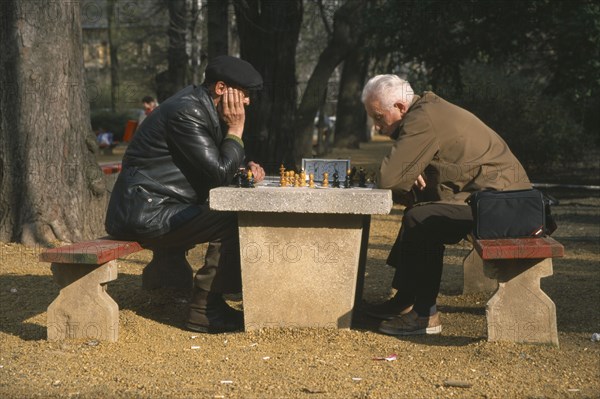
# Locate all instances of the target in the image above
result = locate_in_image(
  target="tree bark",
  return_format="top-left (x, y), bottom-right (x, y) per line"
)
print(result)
top-left (293, 0), bottom-right (365, 163)
top-left (208, 0), bottom-right (229, 59)
top-left (334, 40), bottom-right (370, 148)
top-left (156, 0), bottom-right (189, 102)
top-left (0, 0), bottom-right (108, 245)
top-left (190, 0), bottom-right (201, 84)
top-left (107, 0), bottom-right (119, 112)
top-left (234, 0), bottom-right (303, 170)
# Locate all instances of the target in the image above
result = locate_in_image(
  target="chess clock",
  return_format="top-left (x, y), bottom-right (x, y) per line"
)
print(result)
top-left (301, 159), bottom-right (351, 182)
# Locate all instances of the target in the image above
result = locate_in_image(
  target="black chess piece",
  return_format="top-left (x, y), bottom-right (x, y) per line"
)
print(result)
top-left (234, 169), bottom-right (244, 187)
top-left (332, 171), bottom-right (340, 188)
top-left (358, 167), bottom-right (367, 188)
top-left (344, 173), bottom-right (351, 188)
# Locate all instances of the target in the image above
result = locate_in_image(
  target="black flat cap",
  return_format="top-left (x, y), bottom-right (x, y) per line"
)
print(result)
top-left (204, 55), bottom-right (263, 91)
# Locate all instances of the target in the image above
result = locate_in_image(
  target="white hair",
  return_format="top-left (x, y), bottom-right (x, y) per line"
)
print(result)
top-left (361, 75), bottom-right (414, 110)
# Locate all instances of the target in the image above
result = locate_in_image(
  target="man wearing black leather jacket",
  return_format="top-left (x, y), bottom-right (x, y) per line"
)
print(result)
top-left (105, 56), bottom-right (265, 333)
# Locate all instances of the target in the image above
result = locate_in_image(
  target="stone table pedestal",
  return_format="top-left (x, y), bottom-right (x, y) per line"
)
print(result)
top-left (210, 185), bottom-right (392, 330)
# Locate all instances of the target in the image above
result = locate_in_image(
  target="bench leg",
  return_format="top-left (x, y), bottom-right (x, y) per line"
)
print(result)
top-left (47, 261), bottom-right (119, 342)
top-left (462, 249), bottom-right (498, 294)
top-left (484, 258), bottom-right (558, 346)
top-left (142, 249), bottom-right (194, 292)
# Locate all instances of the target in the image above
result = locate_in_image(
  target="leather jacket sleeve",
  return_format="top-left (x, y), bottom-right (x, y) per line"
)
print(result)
top-left (166, 103), bottom-right (244, 190)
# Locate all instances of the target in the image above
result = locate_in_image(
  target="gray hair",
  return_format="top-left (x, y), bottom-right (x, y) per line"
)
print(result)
top-left (361, 75), bottom-right (414, 110)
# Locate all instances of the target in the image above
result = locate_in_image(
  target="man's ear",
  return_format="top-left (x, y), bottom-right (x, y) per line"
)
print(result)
top-left (394, 101), bottom-right (407, 114)
top-left (213, 81), bottom-right (227, 96)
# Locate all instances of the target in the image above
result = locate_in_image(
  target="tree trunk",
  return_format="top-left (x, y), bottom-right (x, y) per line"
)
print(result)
top-left (293, 0), bottom-right (365, 163)
top-left (107, 0), bottom-right (119, 112)
top-left (208, 0), bottom-right (229, 59)
top-left (0, 0), bottom-right (108, 245)
top-left (315, 89), bottom-right (329, 156)
top-left (190, 0), bottom-right (201, 84)
top-left (156, 0), bottom-right (189, 102)
top-left (334, 40), bottom-right (370, 148)
top-left (234, 0), bottom-right (303, 170)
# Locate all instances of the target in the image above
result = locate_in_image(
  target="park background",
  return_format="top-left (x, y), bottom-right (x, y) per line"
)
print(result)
top-left (0, 1), bottom-right (599, 398)
top-left (1, 0), bottom-right (599, 244)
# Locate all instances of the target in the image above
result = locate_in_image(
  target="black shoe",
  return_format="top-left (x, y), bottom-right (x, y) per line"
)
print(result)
top-left (186, 289), bottom-right (244, 333)
top-left (362, 298), bottom-right (413, 320)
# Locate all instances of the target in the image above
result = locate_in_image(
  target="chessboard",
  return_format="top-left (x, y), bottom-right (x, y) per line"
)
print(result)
top-left (232, 165), bottom-right (375, 189)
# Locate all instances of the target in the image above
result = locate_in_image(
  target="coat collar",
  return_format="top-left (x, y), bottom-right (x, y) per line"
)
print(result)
top-left (196, 85), bottom-right (220, 130)
top-left (390, 94), bottom-right (422, 140)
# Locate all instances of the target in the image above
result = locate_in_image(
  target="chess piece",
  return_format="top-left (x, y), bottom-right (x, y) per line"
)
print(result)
top-left (299, 170), bottom-right (306, 187)
top-left (235, 168), bottom-right (244, 188)
top-left (246, 170), bottom-right (255, 188)
top-left (332, 171), bottom-right (340, 188)
top-left (309, 173), bottom-right (315, 188)
top-left (279, 164), bottom-right (286, 187)
top-left (322, 172), bottom-right (329, 187)
top-left (358, 167), bottom-right (367, 188)
top-left (344, 168), bottom-right (352, 188)
top-left (294, 173), bottom-right (300, 187)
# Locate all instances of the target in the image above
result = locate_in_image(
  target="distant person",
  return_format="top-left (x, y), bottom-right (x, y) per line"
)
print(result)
top-left (137, 95), bottom-right (158, 126)
top-left (361, 74), bottom-right (531, 336)
top-left (105, 56), bottom-right (265, 333)
top-left (95, 127), bottom-right (114, 148)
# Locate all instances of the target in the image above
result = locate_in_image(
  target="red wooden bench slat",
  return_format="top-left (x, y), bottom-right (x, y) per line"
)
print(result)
top-left (100, 162), bottom-right (122, 175)
top-left (40, 239), bottom-right (143, 265)
top-left (474, 236), bottom-right (564, 260)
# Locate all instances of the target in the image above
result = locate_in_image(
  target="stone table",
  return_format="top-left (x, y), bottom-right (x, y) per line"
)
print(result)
top-left (209, 184), bottom-right (392, 330)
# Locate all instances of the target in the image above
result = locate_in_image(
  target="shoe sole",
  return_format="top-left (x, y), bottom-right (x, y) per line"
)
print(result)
top-left (362, 310), bottom-right (398, 320)
top-left (185, 322), bottom-right (243, 334)
top-left (363, 306), bottom-right (415, 321)
top-left (379, 325), bottom-right (442, 336)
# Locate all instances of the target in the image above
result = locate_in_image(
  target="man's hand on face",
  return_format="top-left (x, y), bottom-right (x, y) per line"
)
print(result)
top-left (219, 87), bottom-right (249, 138)
top-left (247, 161), bottom-right (265, 183)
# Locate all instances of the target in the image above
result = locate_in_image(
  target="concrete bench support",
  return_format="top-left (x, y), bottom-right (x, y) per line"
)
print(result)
top-left (484, 258), bottom-right (557, 346)
top-left (48, 261), bottom-right (119, 342)
top-left (474, 237), bottom-right (564, 346)
top-left (41, 239), bottom-right (144, 342)
top-left (210, 185), bottom-right (392, 330)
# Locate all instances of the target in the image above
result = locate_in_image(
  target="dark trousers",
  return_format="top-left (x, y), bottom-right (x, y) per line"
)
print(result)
top-left (387, 203), bottom-right (473, 316)
top-left (139, 205), bottom-right (241, 294)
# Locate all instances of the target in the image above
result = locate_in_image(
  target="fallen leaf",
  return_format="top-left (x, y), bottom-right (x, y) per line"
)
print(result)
top-left (443, 380), bottom-right (472, 388)
top-left (373, 354), bottom-right (397, 361)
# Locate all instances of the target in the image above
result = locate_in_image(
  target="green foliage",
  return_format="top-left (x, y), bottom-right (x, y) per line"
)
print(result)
top-left (541, 0), bottom-right (600, 146)
top-left (428, 63), bottom-right (586, 171)
top-left (90, 109), bottom-right (139, 141)
top-left (367, 0), bottom-right (599, 168)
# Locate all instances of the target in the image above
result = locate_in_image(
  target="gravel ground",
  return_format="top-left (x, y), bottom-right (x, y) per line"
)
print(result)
top-left (1, 141), bottom-right (599, 399)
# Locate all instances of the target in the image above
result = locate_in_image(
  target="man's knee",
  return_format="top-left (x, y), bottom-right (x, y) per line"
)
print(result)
top-left (402, 205), bottom-right (435, 230)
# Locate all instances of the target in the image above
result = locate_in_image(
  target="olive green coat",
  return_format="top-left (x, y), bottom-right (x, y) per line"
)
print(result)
top-left (378, 92), bottom-right (531, 205)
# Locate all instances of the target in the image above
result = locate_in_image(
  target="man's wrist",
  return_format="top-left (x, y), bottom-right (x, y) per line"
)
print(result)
top-left (224, 134), bottom-right (244, 148)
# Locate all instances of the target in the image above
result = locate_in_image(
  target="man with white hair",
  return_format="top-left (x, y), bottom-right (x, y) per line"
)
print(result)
top-left (361, 74), bottom-right (531, 336)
